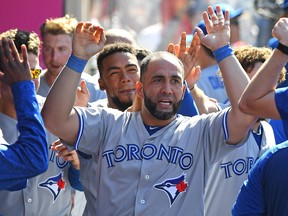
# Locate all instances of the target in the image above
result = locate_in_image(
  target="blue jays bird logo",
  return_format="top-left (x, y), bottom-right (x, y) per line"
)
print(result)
top-left (154, 173), bottom-right (188, 207)
top-left (39, 172), bottom-right (66, 202)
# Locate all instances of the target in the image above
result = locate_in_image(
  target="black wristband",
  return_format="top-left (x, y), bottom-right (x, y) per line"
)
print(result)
top-left (277, 42), bottom-right (288, 55)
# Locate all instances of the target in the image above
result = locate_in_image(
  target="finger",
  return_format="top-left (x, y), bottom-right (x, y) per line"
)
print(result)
top-left (80, 80), bottom-right (88, 94)
top-left (208, 6), bottom-right (219, 26)
top-left (224, 10), bottom-right (230, 26)
top-left (9, 39), bottom-right (21, 64)
top-left (167, 43), bottom-right (175, 54)
top-left (202, 11), bottom-right (212, 34)
top-left (0, 39), bottom-right (6, 71)
top-left (215, 6), bottom-right (224, 25)
top-left (188, 33), bottom-right (200, 55)
top-left (174, 44), bottom-right (180, 56)
top-left (20, 44), bottom-right (30, 74)
top-left (52, 139), bottom-right (62, 147)
top-left (2, 39), bottom-right (13, 65)
top-left (179, 32), bottom-right (186, 53)
top-left (94, 27), bottom-right (104, 43)
top-left (75, 22), bottom-right (85, 33)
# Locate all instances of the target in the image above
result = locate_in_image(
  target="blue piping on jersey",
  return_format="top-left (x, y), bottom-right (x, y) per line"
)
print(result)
top-left (74, 107), bottom-right (84, 151)
top-left (222, 109), bottom-right (229, 141)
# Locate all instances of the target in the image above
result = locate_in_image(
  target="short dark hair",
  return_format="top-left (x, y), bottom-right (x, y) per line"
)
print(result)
top-left (97, 42), bottom-right (137, 78)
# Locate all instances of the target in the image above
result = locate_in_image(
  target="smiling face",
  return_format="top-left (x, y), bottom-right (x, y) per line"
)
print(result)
top-left (138, 52), bottom-right (185, 122)
top-left (98, 52), bottom-right (140, 111)
top-left (42, 33), bottom-right (72, 78)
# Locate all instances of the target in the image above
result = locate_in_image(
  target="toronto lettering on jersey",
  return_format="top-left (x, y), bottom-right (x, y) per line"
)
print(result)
top-left (220, 157), bottom-right (256, 178)
top-left (103, 143), bottom-right (193, 170)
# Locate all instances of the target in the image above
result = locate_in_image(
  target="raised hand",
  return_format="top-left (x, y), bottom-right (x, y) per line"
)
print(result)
top-left (72, 22), bottom-right (106, 60)
top-left (195, 5), bottom-right (230, 51)
top-left (167, 32), bottom-right (200, 79)
top-left (0, 38), bottom-right (31, 86)
top-left (272, 18), bottom-right (288, 45)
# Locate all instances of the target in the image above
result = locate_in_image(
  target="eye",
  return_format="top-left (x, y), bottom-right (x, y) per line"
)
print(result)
top-left (153, 78), bottom-right (162, 83)
top-left (172, 79), bottom-right (180, 84)
top-left (128, 68), bottom-right (137, 73)
top-left (43, 47), bottom-right (51, 53)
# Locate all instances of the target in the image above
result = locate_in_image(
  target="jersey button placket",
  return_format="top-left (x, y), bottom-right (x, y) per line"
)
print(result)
top-left (140, 199), bottom-right (145, 204)
top-left (27, 198), bottom-right (32, 203)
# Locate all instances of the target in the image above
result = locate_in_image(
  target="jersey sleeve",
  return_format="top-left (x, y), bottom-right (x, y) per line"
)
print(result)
top-left (0, 81), bottom-right (48, 190)
top-left (73, 106), bottom-right (124, 160)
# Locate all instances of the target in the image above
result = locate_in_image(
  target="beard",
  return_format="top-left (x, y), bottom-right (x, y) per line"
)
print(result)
top-left (144, 92), bottom-right (182, 120)
top-left (111, 96), bottom-right (133, 111)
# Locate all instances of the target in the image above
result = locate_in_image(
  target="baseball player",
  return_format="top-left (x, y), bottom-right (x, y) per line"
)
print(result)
top-left (233, 17), bottom-right (288, 215)
top-left (42, 5), bottom-right (257, 215)
top-left (38, 15), bottom-right (106, 102)
top-left (0, 38), bottom-right (48, 191)
top-left (204, 45), bottom-right (286, 216)
top-left (0, 29), bottom-right (82, 216)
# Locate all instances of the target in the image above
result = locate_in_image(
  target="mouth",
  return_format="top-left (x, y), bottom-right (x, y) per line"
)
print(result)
top-left (119, 89), bottom-right (136, 95)
top-left (158, 99), bottom-right (173, 109)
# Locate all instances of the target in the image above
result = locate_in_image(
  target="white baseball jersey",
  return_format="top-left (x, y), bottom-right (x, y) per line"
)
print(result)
top-left (0, 96), bottom-right (72, 216)
top-left (204, 120), bottom-right (276, 216)
top-left (197, 64), bottom-right (229, 104)
top-left (70, 106), bottom-right (244, 216)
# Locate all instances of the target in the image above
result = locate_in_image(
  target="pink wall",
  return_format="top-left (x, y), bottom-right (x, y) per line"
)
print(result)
top-left (0, 0), bottom-right (64, 67)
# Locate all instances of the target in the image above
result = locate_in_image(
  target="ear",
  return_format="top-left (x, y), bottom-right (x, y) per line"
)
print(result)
top-left (135, 81), bottom-right (144, 99)
top-left (98, 78), bottom-right (106, 91)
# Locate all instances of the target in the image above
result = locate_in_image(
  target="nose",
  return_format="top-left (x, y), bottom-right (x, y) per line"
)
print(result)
top-left (120, 71), bottom-right (132, 84)
top-left (161, 81), bottom-right (172, 94)
top-left (51, 49), bottom-right (60, 61)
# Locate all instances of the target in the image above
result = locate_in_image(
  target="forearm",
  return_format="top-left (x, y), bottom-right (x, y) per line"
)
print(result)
top-left (68, 165), bottom-right (83, 191)
top-left (0, 81), bottom-right (48, 190)
top-left (217, 52), bottom-right (250, 109)
top-left (216, 46), bottom-right (256, 143)
top-left (42, 56), bottom-right (82, 139)
top-left (239, 49), bottom-right (288, 117)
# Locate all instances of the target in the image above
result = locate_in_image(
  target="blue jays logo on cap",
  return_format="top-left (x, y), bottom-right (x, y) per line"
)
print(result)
top-left (154, 173), bottom-right (188, 207)
top-left (39, 172), bottom-right (66, 202)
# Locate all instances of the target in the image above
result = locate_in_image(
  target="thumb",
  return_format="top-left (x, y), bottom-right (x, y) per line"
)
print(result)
top-left (79, 80), bottom-right (88, 94)
top-left (194, 29), bottom-right (205, 41)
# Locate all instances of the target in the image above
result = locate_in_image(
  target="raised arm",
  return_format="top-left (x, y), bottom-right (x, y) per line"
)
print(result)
top-left (196, 6), bottom-right (256, 144)
top-left (0, 38), bottom-right (48, 190)
top-left (41, 22), bottom-right (106, 144)
top-left (239, 18), bottom-right (288, 119)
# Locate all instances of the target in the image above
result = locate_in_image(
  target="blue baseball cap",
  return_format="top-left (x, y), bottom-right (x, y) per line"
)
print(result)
top-left (282, 0), bottom-right (288, 10)
top-left (213, 3), bottom-right (243, 20)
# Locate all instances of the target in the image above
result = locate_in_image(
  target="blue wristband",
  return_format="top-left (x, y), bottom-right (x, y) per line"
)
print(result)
top-left (66, 54), bottom-right (88, 73)
top-left (213, 44), bottom-right (233, 63)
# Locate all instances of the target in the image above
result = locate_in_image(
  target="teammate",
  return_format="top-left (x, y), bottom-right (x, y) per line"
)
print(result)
top-left (233, 17), bottom-right (288, 215)
top-left (204, 45), bottom-right (284, 216)
top-left (0, 29), bottom-right (82, 216)
top-left (0, 38), bottom-right (48, 191)
top-left (39, 14), bottom-right (106, 102)
top-left (41, 6), bottom-right (257, 215)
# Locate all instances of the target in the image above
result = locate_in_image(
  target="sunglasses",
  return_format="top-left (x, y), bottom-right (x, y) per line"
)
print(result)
top-left (30, 67), bottom-right (42, 79)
